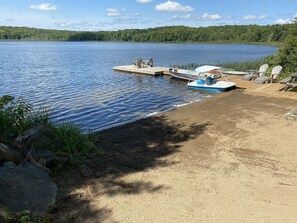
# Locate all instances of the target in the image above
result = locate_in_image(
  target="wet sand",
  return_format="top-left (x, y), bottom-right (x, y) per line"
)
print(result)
top-left (49, 89), bottom-right (297, 223)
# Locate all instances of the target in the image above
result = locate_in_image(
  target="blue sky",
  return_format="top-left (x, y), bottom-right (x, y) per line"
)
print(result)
top-left (0, 0), bottom-right (296, 31)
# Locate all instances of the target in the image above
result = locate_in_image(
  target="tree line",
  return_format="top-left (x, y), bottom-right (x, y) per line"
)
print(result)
top-left (0, 24), bottom-right (292, 43)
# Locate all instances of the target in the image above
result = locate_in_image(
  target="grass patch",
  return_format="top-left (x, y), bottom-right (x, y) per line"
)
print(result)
top-left (173, 57), bottom-right (269, 71)
top-left (46, 123), bottom-right (100, 165)
top-left (0, 95), bottom-right (100, 167)
top-left (217, 58), bottom-right (269, 71)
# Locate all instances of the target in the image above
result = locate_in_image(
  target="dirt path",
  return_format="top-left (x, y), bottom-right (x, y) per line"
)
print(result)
top-left (49, 90), bottom-right (297, 223)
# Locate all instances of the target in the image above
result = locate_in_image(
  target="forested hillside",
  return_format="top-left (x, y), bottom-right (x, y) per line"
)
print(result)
top-left (0, 25), bottom-right (291, 43)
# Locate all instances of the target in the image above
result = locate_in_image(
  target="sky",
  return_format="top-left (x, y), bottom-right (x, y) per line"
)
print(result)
top-left (0, 0), bottom-right (296, 31)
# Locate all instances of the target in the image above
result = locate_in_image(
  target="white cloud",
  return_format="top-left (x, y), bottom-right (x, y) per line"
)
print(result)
top-left (136, 0), bottom-right (152, 3)
top-left (155, 1), bottom-right (194, 12)
top-left (30, 3), bottom-right (58, 11)
top-left (201, 13), bottom-right (222, 20)
top-left (106, 8), bottom-right (121, 17)
top-left (274, 13), bottom-right (297, 24)
top-left (112, 17), bottom-right (138, 25)
top-left (172, 14), bottom-right (191, 20)
top-left (106, 8), bottom-right (139, 18)
top-left (243, 15), bottom-right (256, 21)
top-left (243, 14), bottom-right (266, 21)
top-left (274, 18), bottom-right (292, 24)
top-left (55, 21), bottom-right (94, 29)
top-left (132, 11), bottom-right (140, 16)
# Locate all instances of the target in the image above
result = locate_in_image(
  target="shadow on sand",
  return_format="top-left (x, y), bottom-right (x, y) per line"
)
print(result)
top-left (48, 115), bottom-right (209, 222)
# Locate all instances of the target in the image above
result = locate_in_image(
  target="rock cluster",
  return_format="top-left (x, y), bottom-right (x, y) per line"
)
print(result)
top-left (0, 125), bottom-right (61, 219)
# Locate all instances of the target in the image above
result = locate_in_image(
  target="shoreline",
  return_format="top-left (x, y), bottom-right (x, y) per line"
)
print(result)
top-left (95, 97), bottom-right (204, 133)
top-left (0, 39), bottom-right (281, 47)
top-left (50, 89), bottom-right (297, 222)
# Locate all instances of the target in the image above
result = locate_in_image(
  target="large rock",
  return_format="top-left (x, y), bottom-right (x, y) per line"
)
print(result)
top-left (0, 143), bottom-right (21, 164)
top-left (15, 125), bottom-right (46, 144)
top-left (0, 163), bottom-right (57, 216)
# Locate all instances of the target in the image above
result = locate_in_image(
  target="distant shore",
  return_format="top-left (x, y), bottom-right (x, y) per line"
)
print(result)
top-left (49, 89), bottom-right (297, 222)
top-left (0, 25), bottom-right (287, 46)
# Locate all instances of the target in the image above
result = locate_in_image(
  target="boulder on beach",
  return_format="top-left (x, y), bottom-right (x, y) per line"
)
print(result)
top-left (0, 163), bottom-right (57, 217)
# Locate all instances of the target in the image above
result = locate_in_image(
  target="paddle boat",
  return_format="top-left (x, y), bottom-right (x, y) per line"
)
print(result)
top-left (169, 65), bottom-right (221, 81)
top-left (187, 76), bottom-right (236, 92)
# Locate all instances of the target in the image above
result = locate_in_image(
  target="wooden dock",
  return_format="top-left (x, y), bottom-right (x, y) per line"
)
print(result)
top-left (221, 75), bottom-right (297, 100)
top-left (113, 65), bottom-right (297, 100)
top-left (113, 65), bottom-right (169, 76)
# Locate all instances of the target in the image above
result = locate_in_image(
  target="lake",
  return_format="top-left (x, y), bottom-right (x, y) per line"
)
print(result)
top-left (0, 42), bottom-right (277, 131)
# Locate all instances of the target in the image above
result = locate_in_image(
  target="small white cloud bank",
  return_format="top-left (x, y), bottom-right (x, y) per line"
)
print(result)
top-left (30, 3), bottom-right (58, 11)
top-left (136, 0), bottom-right (152, 3)
top-left (106, 8), bottom-right (122, 17)
top-left (155, 1), bottom-right (194, 12)
top-left (243, 14), bottom-right (266, 21)
top-left (172, 14), bottom-right (191, 20)
top-left (274, 18), bottom-right (292, 25)
top-left (274, 13), bottom-right (297, 24)
top-left (201, 13), bottom-right (222, 20)
top-left (56, 21), bottom-right (93, 29)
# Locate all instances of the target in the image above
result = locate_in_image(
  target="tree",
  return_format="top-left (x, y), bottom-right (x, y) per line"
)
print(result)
top-left (273, 20), bottom-right (297, 73)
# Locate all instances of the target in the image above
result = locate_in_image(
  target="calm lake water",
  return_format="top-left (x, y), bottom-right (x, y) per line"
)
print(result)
top-left (0, 42), bottom-right (277, 131)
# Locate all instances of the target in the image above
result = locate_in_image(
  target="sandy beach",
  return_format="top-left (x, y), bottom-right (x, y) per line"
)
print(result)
top-left (49, 89), bottom-right (297, 223)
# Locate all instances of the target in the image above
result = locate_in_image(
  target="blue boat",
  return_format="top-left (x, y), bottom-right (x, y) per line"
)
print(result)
top-left (187, 77), bottom-right (236, 92)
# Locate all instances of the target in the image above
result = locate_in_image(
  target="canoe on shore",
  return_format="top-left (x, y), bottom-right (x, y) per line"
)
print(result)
top-left (223, 70), bottom-right (250, 76)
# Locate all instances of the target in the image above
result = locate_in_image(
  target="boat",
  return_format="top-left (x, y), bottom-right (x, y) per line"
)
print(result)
top-left (222, 70), bottom-right (249, 76)
top-left (169, 65), bottom-right (222, 81)
top-left (187, 76), bottom-right (236, 92)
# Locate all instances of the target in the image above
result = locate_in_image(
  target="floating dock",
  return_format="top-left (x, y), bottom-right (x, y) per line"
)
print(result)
top-left (113, 65), bottom-right (169, 76)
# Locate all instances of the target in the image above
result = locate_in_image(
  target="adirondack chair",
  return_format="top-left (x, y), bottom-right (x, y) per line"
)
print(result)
top-left (254, 65), bottom-right (282, 84)
top-left (242, 64), bottom-right (269, 81)
top-left (283, 73), bottom-right (297, 92)
top-left (258, 64), bottom-right (270, 77)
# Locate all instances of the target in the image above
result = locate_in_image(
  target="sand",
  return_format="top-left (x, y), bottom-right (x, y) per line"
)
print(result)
top-left (49, 89), bottom-right (297, 223)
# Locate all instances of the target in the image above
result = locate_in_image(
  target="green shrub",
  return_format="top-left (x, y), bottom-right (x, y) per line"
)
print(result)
top-left (0, 95), bottom-right (49, 143)
top-left (267, 20), bottom-right (297, 76)
top-left (4, 210), bottom-right (46, 223)
top-left (0, 95), bottom-right (32, 140)
top-left (0, 95), bottom-right (100, 166)
top-left (271, 35), bottom-right (297, 74)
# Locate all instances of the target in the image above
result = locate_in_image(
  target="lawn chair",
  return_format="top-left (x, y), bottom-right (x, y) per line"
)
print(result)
top-left (134, 58), bottom-right (143, 68)
top-left (254, 65), bottom-right (282, 84)
top-left (283, 73), bottom-right (297, 92)
top-left (144, 58), bottom-right (153, 67)
top-left (242, 64), bottom-right (269, 81)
